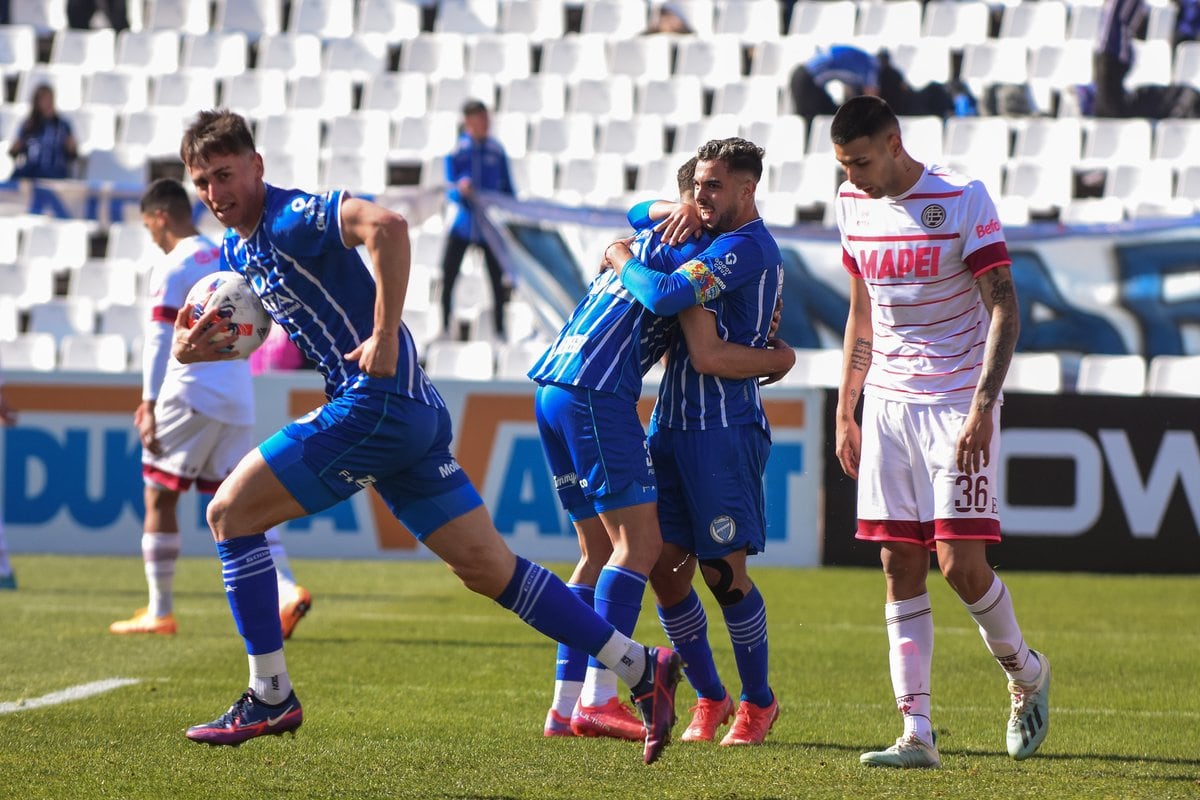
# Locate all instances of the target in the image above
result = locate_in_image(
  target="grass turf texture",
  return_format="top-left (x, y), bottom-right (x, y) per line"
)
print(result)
top-left (1, 555), bottom-right (1197, 799)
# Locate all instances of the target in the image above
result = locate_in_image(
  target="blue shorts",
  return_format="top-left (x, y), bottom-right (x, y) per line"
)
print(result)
top-left (533, 382), bottom-right (656, 521)
top-left (259, 388), bottom-right (481, 540)
top-left (649, 422), bottom-right (770, 559)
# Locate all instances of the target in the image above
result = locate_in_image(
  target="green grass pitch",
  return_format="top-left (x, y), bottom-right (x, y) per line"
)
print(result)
top-left (1, 554), bottom-right (1197, 799)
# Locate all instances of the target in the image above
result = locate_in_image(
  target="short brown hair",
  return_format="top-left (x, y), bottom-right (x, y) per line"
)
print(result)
top-left (676, 156), bottom-right (698, 195)
top-left (140, 177), bottom-right (192, 220)
top-left (180, 108), bottom-right (256, 167)
top-left (696, 137), bottom-right (765, 182)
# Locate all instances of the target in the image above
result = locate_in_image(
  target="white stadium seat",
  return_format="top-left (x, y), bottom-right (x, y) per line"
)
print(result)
top-left (1075, 354), bottom-right (1147, 396)
top-left (59, 332), bottom-right (129, 372)
top-left (0, 332), bottom-right (57, 371)
top-left (1004, 352), bottom-right (1063, 394)
top-left (425, 340), bottom-right (495, 380)
top-left (181, 32), bottom-right (248, 77)
top-left (1147, 356), bottom-right (1200, 396)
top-left (28, 297), bottom-right (97, 344)
top-left (289, 0), bottom-right (355, 38)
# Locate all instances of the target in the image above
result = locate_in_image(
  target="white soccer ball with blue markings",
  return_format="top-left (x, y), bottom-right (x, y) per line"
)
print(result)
top-left (184, 271), bottom-right (272, 360)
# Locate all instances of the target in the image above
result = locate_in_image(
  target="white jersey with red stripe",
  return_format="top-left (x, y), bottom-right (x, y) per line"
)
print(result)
top-left (836, 165), bottom-right (1011, 405)
top-left (145, 235), bottom-right (254, 426)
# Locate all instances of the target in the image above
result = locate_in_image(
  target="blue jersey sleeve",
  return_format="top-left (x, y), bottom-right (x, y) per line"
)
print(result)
top-left (268, 189), bottom-right (348, 260)
top-left (618, 230), bottom-right (715, 316)
top-left (627, 200), bottom-right (655, 229)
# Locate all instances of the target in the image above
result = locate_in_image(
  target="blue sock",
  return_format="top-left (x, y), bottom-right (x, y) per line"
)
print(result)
top-left (723, 585), bottom-right (772, 708)
top-left (587, 565), bottom-right (647, 670)
top-left (496, 557), bottom-right (613, 656)
top-left (216, 535), bottom-right (282, 656)
top-left (554, 583), bottom-right (594, 683)
top-left (658, 589), bottom-right (724, 700)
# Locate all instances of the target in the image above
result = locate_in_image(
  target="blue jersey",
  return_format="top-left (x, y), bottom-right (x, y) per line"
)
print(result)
top-left (222, 184), bottom-right (442, 405)
top-left (445, 134), bottom-right (514, 242)
top-left (528, 225), bottom-right (712, 402)
top-left (654, 218), bottom-right (783, 432)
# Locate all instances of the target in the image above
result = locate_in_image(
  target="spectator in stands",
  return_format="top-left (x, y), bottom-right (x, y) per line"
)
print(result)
top-left (790, 46), bottom-right (954, 125)
top-left (1094, 0), bottom-right (1148, 117)
top-left (0, 370), bottom-right (15, 590)
top-left (66, 0), bottom-right (129, 31)
top-left (440, 99), bottom-right (515, 342)
top-left (7, 85), bottom-right (77, 180)
top-left (644, 3), bottom-right (693, 34)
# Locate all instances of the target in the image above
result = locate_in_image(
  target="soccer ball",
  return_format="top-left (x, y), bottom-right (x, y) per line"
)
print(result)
top-left (184, 271), bottom-right (272, 360)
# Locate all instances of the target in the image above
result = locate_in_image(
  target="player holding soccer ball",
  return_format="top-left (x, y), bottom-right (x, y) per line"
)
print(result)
top-left (830, 97), bottom-right (1050, 768)
top-left (173, 109), bottom-right (681, 765)
top-left (110, 178), bottom-right (312, 639)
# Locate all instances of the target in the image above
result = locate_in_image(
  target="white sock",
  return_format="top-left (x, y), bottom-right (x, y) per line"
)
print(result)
top-left (964, 575), bottom-right (1041, 683)
top-left (142, 532), bottom-right (181, 617)
top-left (249, 649), bottom-right (292, 705)
top-left (551, 679), bottom-right (582, 717)
top-left (265, 527), bottom-right (296, 598)
top-left (594, 631), bottom-right (648, 690)
top-left (886, 594), bottom-right (935, 745)
top-left (580, 666), bottom-right (619, 707)
top-left (0, 520), bottom-right (11, 576)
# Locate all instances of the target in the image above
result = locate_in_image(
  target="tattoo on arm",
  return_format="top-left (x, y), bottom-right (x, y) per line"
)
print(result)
top-left (850, 337), bottom-right (872, 372)
top-left (977, 273), bottom-right (1019, 413)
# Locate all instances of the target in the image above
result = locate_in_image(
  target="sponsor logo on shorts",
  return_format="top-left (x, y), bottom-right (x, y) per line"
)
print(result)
top-left (438, 461), bottom-right (462, 479)
top-left (709, 515), bottom-right (736, 544)
top-left (338, 470), bottom-right (377, 489)
top-left (553, 472), bottom-right (578, 489)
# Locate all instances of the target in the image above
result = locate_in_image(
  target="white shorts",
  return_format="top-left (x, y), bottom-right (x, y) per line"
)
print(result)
top-left (855, 394), bottom-right (1001, 550)
top-left (142, 395), bottom-right (254, 493)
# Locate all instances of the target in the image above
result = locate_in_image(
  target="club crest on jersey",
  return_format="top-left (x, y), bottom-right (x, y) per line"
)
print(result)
top-left (921, 204), bottom-right (946, 228)
top-left (709, 515), bottom-right (736, 544)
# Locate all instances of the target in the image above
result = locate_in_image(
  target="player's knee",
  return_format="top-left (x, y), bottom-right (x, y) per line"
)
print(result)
top-left (700, 558), bottom-right (747, 606)
top-left (205, 493), bottom-right (234, 541)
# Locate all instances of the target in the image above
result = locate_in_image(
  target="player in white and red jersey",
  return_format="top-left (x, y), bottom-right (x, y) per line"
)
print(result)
top-left (110, 178), bottom-right (311, 639)
top-left (830, 97), bottom-right (1050, 768)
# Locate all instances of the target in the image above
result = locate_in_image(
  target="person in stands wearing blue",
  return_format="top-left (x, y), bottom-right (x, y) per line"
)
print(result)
top-left (172, 108), bottom-right (681, 765)
top-left (440, 99), bottom-right (514, 341)
top-left (8, 85), bottom-right (77, 180)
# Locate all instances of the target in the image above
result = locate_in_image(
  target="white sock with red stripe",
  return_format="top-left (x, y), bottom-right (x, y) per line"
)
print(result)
top-left (963, 575), bottom-right (1041, 684)
top-left (142, 532), bottom-right (181, 617)
top-left (886, 594), bottom-right (934, 745)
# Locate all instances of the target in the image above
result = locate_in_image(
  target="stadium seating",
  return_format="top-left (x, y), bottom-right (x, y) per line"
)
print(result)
top-left (425, 339), bottom-right (496, 380)
top-left (59, 332), bottom-right (128, 372)
top-left (5, 0), bottom-right (1200, 373)
top-left (0, 332), bottom-right (57, 371)
top-left (1005, 352), bottom-right (1064, 394)
top-left (1076, 354), bottom-right (1148, 396)
top-left (1147, 355), bottom-right (1200, 396)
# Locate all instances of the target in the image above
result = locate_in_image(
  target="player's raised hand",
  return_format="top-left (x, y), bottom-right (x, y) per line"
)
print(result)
top-left (172, 306), bottom-right (239, 363)
top-left (654, 203), bottom-right (702, 245)
top-left (345, 329), bottom-right (399, 378)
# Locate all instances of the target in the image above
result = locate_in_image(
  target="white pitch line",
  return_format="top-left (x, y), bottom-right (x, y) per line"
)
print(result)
top-left (0, 678), bottom-right (141, 715)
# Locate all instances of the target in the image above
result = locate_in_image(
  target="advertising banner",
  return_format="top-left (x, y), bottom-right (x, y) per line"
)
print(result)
top-left (822, 391), bottom-right (1200, 573)
top-left (2, 372), bottom-right (825, 567)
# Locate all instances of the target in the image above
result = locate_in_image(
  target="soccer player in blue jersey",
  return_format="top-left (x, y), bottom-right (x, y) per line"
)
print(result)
top-left (531, 158), bottom-right (795, 741)
top-left (607, 138), bottom-right (786, 746)
top-left (171, 109), bottom-right (681, 765)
